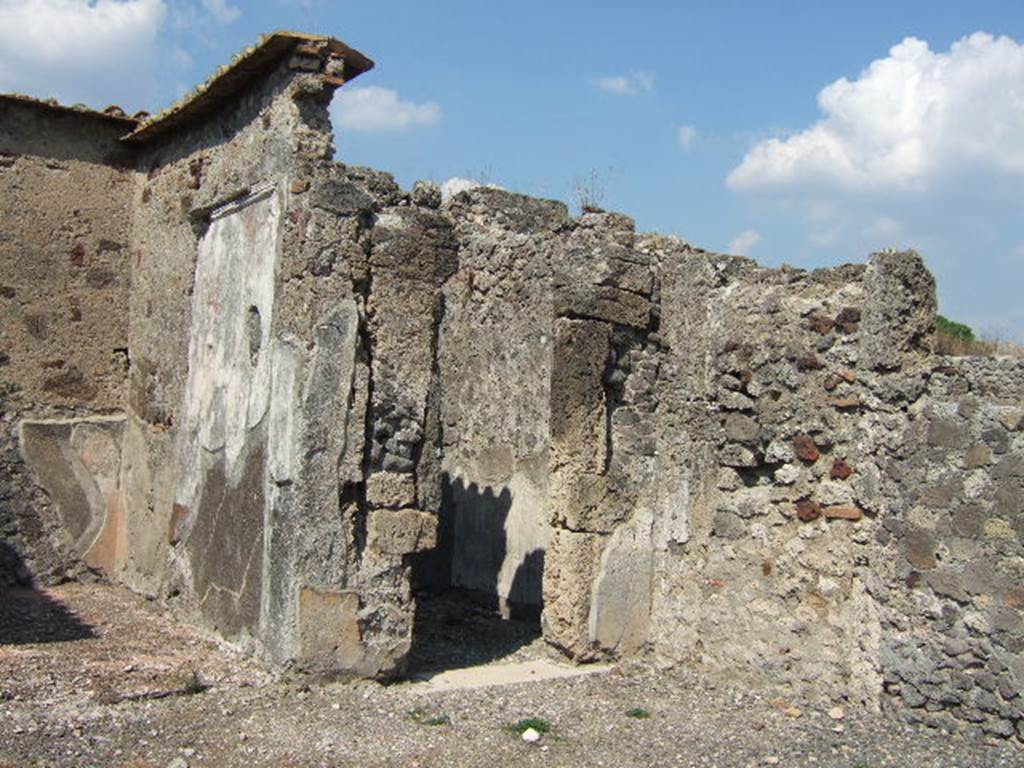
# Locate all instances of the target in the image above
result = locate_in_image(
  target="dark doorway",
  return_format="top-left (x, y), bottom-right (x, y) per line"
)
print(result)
top-left (407, 474), bottom-right (544, 677)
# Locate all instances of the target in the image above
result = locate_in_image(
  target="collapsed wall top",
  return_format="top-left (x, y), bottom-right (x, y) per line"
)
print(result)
top-left (122, 31), bottom-right (374, 145)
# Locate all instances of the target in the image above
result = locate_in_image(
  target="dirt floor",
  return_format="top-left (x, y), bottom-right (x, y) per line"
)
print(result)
top-left (1, 583), bottom-right (1022, 768)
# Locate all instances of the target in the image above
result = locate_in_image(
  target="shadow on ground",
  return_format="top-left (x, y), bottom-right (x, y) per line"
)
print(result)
top-left (405, 589), bottom-right (542, 678)
top-left (0, 543), bottom-right (95, 645)
top-left (406, 474), bottom-right (545, 678)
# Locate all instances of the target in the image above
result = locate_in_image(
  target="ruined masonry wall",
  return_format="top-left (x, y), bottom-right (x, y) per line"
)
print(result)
top-left (878, 359), bottom-right (1024, 739)
top-left (1, 40), bottom-right (1021, 743)
top-left (0, 101), bottom-right (135, 586)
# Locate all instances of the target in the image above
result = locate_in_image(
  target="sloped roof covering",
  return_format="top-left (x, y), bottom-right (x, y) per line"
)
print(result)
top-left (122, 31), bottom-right (374, 145)
top-left (0, 93), bottom-right (141, 126)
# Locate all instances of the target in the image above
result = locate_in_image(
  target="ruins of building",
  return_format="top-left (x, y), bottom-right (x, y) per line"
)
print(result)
top-left (1, 31), bottom-right (1022, 741)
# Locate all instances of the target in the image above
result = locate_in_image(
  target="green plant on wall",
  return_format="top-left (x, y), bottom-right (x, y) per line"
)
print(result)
top-left (936, 314), bottom-right (976, 342)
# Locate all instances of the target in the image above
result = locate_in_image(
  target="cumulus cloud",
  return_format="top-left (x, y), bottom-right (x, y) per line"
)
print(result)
top-left (593, 71), bottom-right (654, 95)
top-left (441, 177), bottom-right (481, 201)
top-left (201, 0), bottom-right (239, 23)
top-left (677, 125), bottom-right (698, 151)
top-left (331, 86), bottom-right (441, 132)
top-left (440, 177), bottom-right (505, 203)
top-left (0, 0), bottom-right (166, 109)
top-left (728, 229), bottom-right (761, 255)
top-left (728, 33), bottom-right (1024, 191)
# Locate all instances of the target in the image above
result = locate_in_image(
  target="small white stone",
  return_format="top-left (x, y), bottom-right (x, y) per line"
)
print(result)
top-left (774, 464), bottom-right (800, 485)
top-left (521, 727), bottom-right (541, 743)
top-left (765, 439), bottom-right (794, 464)
top-left (828, 705), bottom-right (846, 721)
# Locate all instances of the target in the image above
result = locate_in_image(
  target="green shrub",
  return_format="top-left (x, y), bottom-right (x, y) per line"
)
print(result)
top-left (936, 314), bottom-right (975, 342)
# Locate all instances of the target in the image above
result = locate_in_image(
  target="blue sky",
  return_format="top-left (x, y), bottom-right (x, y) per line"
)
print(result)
top-left (2, 1), bottom-right (1022, 340)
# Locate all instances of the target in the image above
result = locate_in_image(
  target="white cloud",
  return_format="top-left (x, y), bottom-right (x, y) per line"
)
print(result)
top-left (201, 0), bottom-right (238, 23)
top-left (593, 71), bottom-right (654, 95)
top-left (728, 33), bottom-right (1024, 191)
top-left (331, 86), bottom-right (441, 132)
top-left (677, 125), bottom-right (698, 151)
top-left (0, 0), bottom-right (166, 109)
top-left (441, 177), bottom-right (481, 201)
top-left (728, 229), bottom-right (761, 255)
top-left (440, 177), bottom-right (504, 203)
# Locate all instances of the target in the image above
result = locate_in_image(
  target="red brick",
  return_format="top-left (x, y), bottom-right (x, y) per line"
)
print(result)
top-left (822, 505), bottom-right (863, 521)
top-left (792, 434), bottom-right (820, 463)
top-left (829, 459), bottom-right (854, 480)
top-left (795, 499), bottom-right (822, 523)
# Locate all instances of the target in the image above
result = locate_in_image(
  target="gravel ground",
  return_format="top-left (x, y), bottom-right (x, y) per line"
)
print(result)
top-left (1, 583), bottom-right (1021, 768)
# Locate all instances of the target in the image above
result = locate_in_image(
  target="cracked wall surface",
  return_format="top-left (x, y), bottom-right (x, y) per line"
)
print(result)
top-left (1, 32), bottom-right (1022, 743)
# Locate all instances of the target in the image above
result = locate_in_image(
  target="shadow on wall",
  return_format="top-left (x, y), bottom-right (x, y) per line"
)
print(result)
top-left (417, 473), bottom-right (544, 614)
top-left (407, 474), bottom-right (544, 674)
top-left (0, 541), bottom-right (96, 645)
top-left (0, 539), bottom-right (31, 588)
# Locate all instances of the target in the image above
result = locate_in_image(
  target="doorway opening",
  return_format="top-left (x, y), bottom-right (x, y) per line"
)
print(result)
top-left (407, 474), bottom-right (546, 677)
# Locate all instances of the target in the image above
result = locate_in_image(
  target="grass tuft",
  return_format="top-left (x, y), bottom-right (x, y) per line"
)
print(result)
top-left (182, 670), bottom-right (208, 696)
top-left (625, 707), bottom-right (651, 719)
top-left (409, 708), bottom-right (451, 727)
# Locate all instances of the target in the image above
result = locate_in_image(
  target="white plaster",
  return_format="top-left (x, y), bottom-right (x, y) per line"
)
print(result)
top-left (176, 183), bottom-right (282, 504)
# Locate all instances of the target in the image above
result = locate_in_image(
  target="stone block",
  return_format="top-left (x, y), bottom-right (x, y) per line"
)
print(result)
top-left (411, 180), bottom-right (441, 208)
top-left (312, 179), bottom-right (376, 216)
top-left (298, 586), bottom-right (363, 671)
top-left (555, 284), bottom-right (651, 329)
top-left (927, 417), bottom-right (967, 450)
top-left (712, 509), bottom-right (746, 539)
top-left (543, 528), bottom-right (605, 658)
top-left (551, 318), bottom-right (610, 474)
top-left (998, 408), bottom-right (1023, 432)
top-left (964, 443), bottom-right (993, 469)
top-left (366, 471), bottom-right (417, 509)
top-left (951, 504), bottom-right (985, 538)
top-left (719, 444), bottom-right (759, 468)
top-left (589, 508), bottom-right (653, 655)
top-left (723, 413), bottom-right (759, 445)
top-left (366, 508), bottom-right (437, 556)
top-left (861, 250), bottom-right (936, 370)
top-left (902, 528), bottom-right (938, 570)
top-left (981, 427), bottom-right (1009, 455)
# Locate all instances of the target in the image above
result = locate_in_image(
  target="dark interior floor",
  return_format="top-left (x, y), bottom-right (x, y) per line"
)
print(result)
top-left (405, 589), bottom-right (543, 677)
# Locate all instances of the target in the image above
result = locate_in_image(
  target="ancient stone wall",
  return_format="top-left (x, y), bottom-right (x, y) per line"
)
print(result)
top-left (1, 32), bottom-right (1021, 743)
top-left (0, 100), bottom-right (136, 585)
top-left (877, 358), bottom-right (1024, 739)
